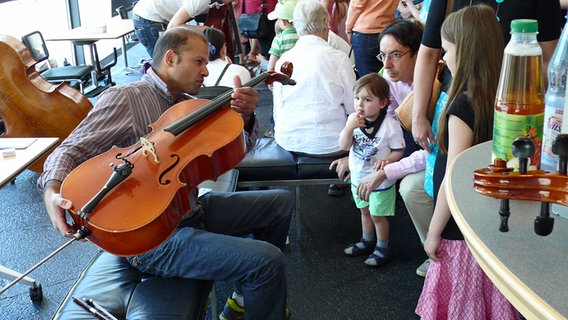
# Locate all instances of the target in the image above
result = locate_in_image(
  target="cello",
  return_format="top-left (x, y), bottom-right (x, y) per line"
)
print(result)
top-left (0, 34), bottom-right (92, 172)
top-left (59, 64), bottom-right (295, 257)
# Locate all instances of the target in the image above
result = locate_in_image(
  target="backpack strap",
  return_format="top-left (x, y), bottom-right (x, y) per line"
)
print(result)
top-left (261, 0), bottom-right (267, 15)
top-left (214, 63), bottom-right (231, 86)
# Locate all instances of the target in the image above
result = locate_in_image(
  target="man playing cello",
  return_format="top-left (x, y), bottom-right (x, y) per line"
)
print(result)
top-left (38, 27), bottom-right (293, 320)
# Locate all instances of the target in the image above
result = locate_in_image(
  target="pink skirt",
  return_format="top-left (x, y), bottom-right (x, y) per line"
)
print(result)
top-left (415, 239), bottom-right (520, 320)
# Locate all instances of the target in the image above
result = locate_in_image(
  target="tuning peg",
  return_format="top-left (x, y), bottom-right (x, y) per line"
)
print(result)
top-left (535, 202), bottom-right (554, 236)
top-left (512, 135), bottom-right (535, 174)
top-left (552, 134), bottom-right (568, 174)
top-left (498, 199), bottom-right (510, 232)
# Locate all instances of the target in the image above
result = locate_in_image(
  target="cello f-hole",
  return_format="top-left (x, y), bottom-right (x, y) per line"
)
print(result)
top-left (159, 154), bottom-right (180, 185)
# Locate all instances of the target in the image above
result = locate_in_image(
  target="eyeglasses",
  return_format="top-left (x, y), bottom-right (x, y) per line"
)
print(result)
top-left (376, 50), bottom-right (410, 62)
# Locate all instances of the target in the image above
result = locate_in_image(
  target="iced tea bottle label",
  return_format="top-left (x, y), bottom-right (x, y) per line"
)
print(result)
top-left (492, 111), bottom-right (544, 168)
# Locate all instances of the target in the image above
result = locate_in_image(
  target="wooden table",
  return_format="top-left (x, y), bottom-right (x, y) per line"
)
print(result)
top-left (0, 137), bottom-right (59, 301)
top-left (447, 141), bottom-right (568, 319)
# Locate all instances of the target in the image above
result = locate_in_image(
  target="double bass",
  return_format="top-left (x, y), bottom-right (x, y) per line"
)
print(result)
top-left (201, 1), bottom-right (244, 62)
top-left (0, 34), bottom-right (92, 172)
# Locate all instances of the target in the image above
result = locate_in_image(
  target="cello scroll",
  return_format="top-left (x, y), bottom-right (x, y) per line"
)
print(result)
top-left (473, 134), bottom-right (568, 235)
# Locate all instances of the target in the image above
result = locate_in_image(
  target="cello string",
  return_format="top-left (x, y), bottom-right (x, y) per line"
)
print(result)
top-left (165, 72), bottom-right (271, 136)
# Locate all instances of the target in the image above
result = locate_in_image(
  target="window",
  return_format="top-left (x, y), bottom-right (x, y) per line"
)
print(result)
top-left (0, 0), bottom-right (70, 65)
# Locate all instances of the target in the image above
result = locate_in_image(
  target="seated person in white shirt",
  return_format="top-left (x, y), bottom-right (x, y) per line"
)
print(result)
top-left (272, 0), bottom-right (356, 157)
top-left (202, 27), bottom-right (251, 88)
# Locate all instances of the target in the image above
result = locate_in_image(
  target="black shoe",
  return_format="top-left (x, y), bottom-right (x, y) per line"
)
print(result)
top-left (328, 184), bottom-right (345, 197)
top-left (344, 238), bottom-right (375, 257)
top-left (364, 247), bottom-right (390, 268)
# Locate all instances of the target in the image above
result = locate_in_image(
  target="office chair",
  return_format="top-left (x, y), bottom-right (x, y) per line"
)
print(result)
top-left (116, 6), bottom-right (138, 42)
top-left (116, 5), bottom-right (143, 75)
top-left (92, 42), bottom-right (118, 87)
top-left (21, 31), bottom-right (94, 93)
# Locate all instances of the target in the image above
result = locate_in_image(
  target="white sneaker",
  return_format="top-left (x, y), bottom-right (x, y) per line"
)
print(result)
top-left (416, 258), bottom-right (430, 277)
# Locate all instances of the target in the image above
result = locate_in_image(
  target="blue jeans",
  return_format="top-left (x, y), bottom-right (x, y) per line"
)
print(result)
top-left (351, 31), bottom-right (382, 77)
top-left (128, 189), bottom-right (293, 320)
top-left (133, 15), bottom-right (166, 58)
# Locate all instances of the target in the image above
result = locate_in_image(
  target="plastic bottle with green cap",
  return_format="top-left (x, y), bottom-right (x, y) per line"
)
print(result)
top-left (492, 19), bottom-right (545, 170)
top-left (541, 16), bottom-right (568, 171)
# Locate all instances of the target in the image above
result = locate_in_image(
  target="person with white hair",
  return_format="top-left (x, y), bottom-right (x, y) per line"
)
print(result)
top-left (272, 0), bottom-right (356, 158)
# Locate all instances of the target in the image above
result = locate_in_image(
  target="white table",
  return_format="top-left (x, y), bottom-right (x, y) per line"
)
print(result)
top-left (0, 137), bottom-right (59, 301)
top-left (0, 137), bottom-right (59, 186)
top-left (447, 141), bottom-right (568, 319)
top-left (45, 19), bottom-right (135, 68)
top-left (45, 19), bottom-right (137, 87)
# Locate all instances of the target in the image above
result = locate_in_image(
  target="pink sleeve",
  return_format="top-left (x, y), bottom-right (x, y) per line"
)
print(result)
top-left (383, 149), bottom-right (427, 181)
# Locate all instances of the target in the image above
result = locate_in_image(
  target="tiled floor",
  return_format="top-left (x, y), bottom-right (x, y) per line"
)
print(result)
top-left (0, 42), bottom-right (425, 320)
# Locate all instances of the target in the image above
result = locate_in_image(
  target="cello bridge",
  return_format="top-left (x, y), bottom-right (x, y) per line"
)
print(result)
top-left (140, 137), bottom-right (160, 163)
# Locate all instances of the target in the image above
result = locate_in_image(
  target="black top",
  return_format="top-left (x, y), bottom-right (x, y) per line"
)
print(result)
top-left (422, 0), bottom-right (562, 49)
top-left (434, 93), bottom-right (475, 240)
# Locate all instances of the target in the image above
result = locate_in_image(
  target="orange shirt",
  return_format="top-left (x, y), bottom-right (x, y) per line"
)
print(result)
top-left (345, 0), bottom-right (398, 34)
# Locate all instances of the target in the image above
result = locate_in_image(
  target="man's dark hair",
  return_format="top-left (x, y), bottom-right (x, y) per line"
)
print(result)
top-left (378, 19), bottom-right (424, 56)
top-left (152, 27), bottom-right (207, 68)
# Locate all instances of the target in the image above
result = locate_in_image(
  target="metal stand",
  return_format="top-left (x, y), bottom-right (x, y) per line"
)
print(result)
top-left (0, 266), bottom-right (43, 302)
top-left (0, 228), bottom-right (88, 302)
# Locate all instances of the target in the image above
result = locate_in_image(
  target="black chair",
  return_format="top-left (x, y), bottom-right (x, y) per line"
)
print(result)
top-left (115, 5), bottom-right (144, 76)
top-left (115, 5), bottom-right (138, 42)
top-left (21, 31), bottom-right (94, 93)
top-left (92, 42), bottom-right (118, 87)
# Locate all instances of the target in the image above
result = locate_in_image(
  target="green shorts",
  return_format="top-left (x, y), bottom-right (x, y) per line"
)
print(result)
top-left (351, 185), bottom-right (396, 217)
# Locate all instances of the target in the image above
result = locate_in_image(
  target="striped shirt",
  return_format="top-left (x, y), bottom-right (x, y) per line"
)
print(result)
top-left (268, 28), bottom-right (299, 58)
top-left (39, 68), bottom-right (258, 218)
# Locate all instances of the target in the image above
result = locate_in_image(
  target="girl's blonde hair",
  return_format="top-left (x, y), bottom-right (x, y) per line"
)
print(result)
top-left (436, 4), bottom-right (504, 153)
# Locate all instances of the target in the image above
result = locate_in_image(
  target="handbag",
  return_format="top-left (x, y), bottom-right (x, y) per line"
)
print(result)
top-left (396, 0), bottom-right (454, 133)
top-left (395, 60), bottom-right (446, 133)
top-left (238, 0), bottom-right (269, 39)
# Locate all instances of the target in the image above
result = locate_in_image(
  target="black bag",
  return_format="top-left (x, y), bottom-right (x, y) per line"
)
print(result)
top-left (196, 63), bottom-right (232, 100)
top-left (195, 86), bottom-right (232, 100)
top-left (237, 0), bottom-right (268, 39)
